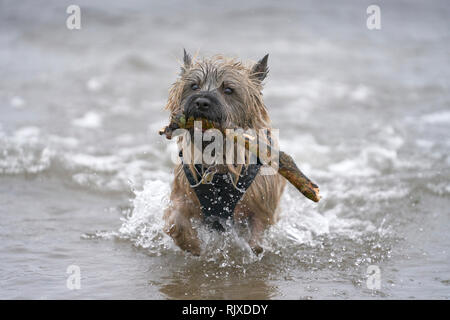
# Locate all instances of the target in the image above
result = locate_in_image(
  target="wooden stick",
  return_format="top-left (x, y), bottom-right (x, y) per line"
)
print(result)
top-left (159, 114), bottom-right (321, 202)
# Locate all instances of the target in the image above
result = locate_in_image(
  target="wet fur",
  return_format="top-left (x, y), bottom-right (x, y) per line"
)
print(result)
top-left (163, 52), bottom-right (286, 255)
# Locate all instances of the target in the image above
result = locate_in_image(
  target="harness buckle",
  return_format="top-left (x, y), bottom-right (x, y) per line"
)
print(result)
top-left (201, 166), bottom-right (217, 184)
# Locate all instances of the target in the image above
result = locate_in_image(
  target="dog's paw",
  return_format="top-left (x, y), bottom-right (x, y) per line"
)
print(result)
top-left (251, 244), bottom-right (264, 256)
top-left (180, 239), bottom-right (201, 256)
top-left (187, 245), bottom-right (201, 256)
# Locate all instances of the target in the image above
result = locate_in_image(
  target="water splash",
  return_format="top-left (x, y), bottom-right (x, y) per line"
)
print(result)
top-left (114, 177), bottom-right (394, 272)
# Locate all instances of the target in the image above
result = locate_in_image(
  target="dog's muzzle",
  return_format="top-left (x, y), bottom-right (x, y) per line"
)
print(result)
top-left (184, 92), bottom-right (224, 123)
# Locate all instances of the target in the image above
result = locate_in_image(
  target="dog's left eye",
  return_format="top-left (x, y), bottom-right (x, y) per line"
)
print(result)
top-left (191, 84), bottom-right (199, 90)
top-left (224, 87), bottom-right (233, 95)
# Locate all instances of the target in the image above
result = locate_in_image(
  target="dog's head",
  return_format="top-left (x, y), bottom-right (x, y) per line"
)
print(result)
top-left (165, 50), bottom-right (271, 130)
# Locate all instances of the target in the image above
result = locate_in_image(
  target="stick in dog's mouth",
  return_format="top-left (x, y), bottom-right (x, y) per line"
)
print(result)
top-left (159, 113), bottom-right (321, 202)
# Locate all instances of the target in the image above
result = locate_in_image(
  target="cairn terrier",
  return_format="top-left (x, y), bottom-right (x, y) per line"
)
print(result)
top-left (163, 50), bottom-right (286, 255)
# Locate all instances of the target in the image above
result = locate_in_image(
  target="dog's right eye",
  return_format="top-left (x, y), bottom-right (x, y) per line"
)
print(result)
top-left (191, 84), bottom-right (199, 90)
top-left (223, 87), bottom-right (233, 95)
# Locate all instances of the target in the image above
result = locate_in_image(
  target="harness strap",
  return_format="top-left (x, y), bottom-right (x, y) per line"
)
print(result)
top-left (180, 151), bottom-right (261, 231)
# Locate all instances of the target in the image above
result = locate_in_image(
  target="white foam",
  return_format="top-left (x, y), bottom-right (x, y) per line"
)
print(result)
top-left (350, 85), bottom-right (371, 102)
top-left (0, 126), bottom-right (171, 191)
top-left (86, 77), bottom-right (103, 92)
top-left (265, 79), bottom-right (373, 107)
top-left (66, 149), bottom-right (172, 192)
top-left (118, 180), bottom-right (173, 252)
top-left (10, 96), bottom-right (26, 108)
top-left (328, 132), bottom-right (403, 177)
top-left (72, 111), bottom-right (103, 129)
top-left (0, 127), bottom-right (54, 174)
top-left (69, 153), bottom-right (121, 172)
top-left (328, 158), bottom-right (378, 177)
top-left (426, 182), bottom-right (450, 196)
top-left (421, 111), bottom-right (450, 124)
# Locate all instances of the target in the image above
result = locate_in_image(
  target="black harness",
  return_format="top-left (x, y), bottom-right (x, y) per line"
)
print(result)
top-left (180, 151), bottom-right (261, 231)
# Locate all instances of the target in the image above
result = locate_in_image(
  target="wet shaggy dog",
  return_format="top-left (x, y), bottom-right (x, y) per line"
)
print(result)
top-left (163, 51), bottom-right (286, 255)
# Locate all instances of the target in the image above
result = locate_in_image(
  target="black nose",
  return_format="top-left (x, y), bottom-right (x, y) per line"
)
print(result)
top-left (194, 97), bottom-right (211, 111)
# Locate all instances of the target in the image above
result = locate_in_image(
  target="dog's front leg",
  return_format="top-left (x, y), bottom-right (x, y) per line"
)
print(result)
top-left (163, 204), bottom-right (201, 256)
top-left (248, 217), bottom-right (265, 255)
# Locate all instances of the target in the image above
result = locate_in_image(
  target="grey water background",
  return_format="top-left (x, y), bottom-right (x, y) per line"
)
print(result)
top-left (0, 0), bottom-right (449, 299)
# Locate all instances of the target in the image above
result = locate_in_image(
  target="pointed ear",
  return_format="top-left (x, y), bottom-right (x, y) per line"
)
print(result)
top-left (251, 54), bottom-right (269, 82)
top-left (180, 48), bottom-right (192, 75)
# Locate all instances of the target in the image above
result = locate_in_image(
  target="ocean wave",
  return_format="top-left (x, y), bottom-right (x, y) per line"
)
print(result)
top-left (0, 127), bottom-right (54, 174)
top-left (0, 126), bottom-right (171, 192)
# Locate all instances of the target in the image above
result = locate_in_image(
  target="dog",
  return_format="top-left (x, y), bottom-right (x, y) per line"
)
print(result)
top-left (163, 50), bottom-right (286, 255)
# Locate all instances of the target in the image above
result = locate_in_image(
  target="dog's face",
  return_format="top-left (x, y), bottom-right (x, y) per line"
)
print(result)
top-left (165, 51), bottom-right (272, 130)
